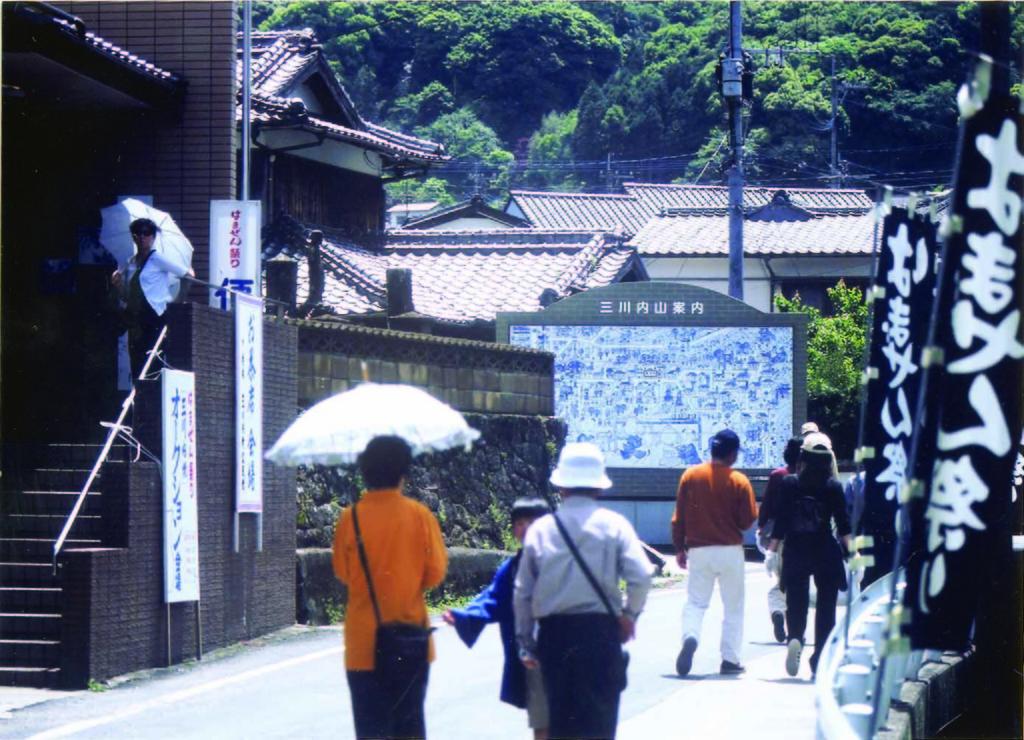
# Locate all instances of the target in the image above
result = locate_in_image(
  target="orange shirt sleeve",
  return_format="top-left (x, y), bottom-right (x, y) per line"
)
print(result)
top-left (671, 473), bottom-right (687, 551)
top-left (421, 507), bottom-right (448, 591)
top-left (332, 508), bottom-right (351, 585)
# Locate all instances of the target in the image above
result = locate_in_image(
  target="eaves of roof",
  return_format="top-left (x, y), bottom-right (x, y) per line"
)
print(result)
top-left (285, 315), bottom-right (540, 350)
top-left (248, 93), bottom-right (448, 164)
top-left (4, 2), bottom-right (184, 107)
top-left (401, 199), bottom-right (531, 230)
top-left (240, 29), bottom-right (447, 166)
top-left (628, 212), bottom-right (876, 257)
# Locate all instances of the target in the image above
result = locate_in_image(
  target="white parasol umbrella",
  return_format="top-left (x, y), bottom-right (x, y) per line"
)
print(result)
top-left (265, 383), bottom-right (481, 466)
top-left (100, 198), bottom-right (193, 273)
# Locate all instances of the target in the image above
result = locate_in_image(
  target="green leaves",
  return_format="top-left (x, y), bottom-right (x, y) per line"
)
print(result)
top-left (774, 280), bottom-right (869, 398)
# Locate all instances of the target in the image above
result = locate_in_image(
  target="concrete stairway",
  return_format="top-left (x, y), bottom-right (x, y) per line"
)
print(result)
top-left (0, 443), bottom-right (114, 688)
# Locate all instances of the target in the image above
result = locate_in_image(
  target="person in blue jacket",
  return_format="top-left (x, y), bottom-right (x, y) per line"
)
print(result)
top-left (443, 497), bottom-right (551, 740)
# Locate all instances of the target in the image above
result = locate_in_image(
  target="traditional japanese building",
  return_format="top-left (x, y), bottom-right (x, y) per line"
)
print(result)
top-left (1, 2), bottom-right (300, 689)
top-left (266, 226), bottom-right (646, 341)
top-left (507, 183), bottom-right (877, 313)
top-left (399, 195), bottom-right (531, 231)
top-left (241, 29), bottom-right (447, 247)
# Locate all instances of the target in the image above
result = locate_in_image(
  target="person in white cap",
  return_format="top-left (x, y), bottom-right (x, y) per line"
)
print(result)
top-left (514, 442), bottom-right (653, 739)
top-left (768, 432), bottom-right (852, 678)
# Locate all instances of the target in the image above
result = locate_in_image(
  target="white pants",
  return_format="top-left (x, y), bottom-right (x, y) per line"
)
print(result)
top-left (767, 581), bottom-right (786, 614)
top-left (682, 545), bottom-right (745, 664)
top-left (767, 548), bottom-right (786, 614)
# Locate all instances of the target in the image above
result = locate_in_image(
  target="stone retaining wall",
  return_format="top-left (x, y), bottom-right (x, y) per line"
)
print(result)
top-left (297, 413), bottom-right (566, 550)
top-left (296, 547), bottom-right (510, 625)
top-left (877, 650), bottom-right (975, 740)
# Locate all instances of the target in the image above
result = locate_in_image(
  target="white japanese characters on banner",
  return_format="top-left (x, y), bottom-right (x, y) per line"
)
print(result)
top-left (161, 369), bottom-right (201, 603)
top-left (236, 293), bottom-right (263, 513)
top-left (209, 200), bottom-right (261, 310)
top-left (903, 87), bottom-right (1023, 649)
top-left (859, 207), bottom-right (937, 582)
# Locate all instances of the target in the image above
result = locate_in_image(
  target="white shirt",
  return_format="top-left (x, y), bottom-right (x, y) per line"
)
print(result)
top-left (123, 249), bottom-right (187, 316)
top-left (514, 495), bottom-right (654, 653)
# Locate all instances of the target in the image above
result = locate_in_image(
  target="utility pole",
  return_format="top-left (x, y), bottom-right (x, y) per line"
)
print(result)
top-left (241, 0), bottom-right (252, 200)
top-left (722, 1), bottom-right (745, 301)
top-left (605, 152), bottom-right (613, 193)
top-left (829, 56), bottom-right (839, 189)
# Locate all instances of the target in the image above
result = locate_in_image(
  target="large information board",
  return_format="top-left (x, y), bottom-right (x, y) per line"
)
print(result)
top-left (509, 324), bottom-right (794, 469)
top-left (497, 283), bottom-right (808, 531)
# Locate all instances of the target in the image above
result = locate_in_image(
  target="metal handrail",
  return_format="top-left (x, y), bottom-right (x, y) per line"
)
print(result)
top-left (815, 569), bottom-right (923, 739)
top-left (51, 326), bottom-right (168, 572)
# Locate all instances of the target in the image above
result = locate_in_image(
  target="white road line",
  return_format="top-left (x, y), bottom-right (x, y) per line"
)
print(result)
top-left (28, 645), bottom-right (343, 739)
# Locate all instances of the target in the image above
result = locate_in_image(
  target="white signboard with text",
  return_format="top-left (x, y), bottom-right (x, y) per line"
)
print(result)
top-left (236, 293), bottom-right (264, 514)
top-left (161, 369), bottom-right (201, 603)
top-left (209, 200), bottom-right (261, 310)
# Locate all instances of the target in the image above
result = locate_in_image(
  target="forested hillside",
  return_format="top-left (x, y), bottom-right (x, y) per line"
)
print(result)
top-left (255, 1), bottom-right (1021, 203)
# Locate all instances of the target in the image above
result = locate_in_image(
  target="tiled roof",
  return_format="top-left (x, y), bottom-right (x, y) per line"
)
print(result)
top-left (507, 190), bottom-right (652, 235)
top-left (239, 30), bottom-right (446, 164)
top-left (507, 184), bottom-right (873, 237)
top-left (5, 3), bottom-right (182, 92)
top-left (629, 211), bottom-right (877, 256)
top-left (289, 229), bottom-right (642, 322)
top-left (623, 182), bottom-right (873, 215)
top-left (400, 196), bottom-right (531, 230)
top-left (387, 202), bottom-right (440, 214)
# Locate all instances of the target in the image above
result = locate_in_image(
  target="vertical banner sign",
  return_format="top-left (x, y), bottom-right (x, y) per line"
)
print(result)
top-left (209, 200), bottom-right (262, 310)
top-left (236, 293), bottom-right (263, 514)
top-left (903, 90), bottom-right (1023, 649)
top-left (859, 207), bottom-right (937, 582)
top-left (162, 369), bottom-right (201, 603)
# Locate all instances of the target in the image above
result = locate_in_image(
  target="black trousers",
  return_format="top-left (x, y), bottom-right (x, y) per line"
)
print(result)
top-left (347, 665), bottom-right (430, 739)
top-left (538, 613), bottom-right (622, 740)
top-left (128, 300), bottom-right (165, 381)
top-left (783, 538), bottom-right (843, 671)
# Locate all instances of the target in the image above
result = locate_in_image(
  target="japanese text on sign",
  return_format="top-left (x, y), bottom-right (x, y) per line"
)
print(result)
top-left (161, 369), bottom-right (200, 603)
top-left (236, 293), bottom-right (263, 513)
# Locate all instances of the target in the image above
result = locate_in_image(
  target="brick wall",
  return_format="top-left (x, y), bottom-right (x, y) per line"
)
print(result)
top-left (59, 303), bottom-right (297, 686)
top-left (60, 0), bottom-right (238, 283)
top-left (296, 320), bottom-right (555, 415)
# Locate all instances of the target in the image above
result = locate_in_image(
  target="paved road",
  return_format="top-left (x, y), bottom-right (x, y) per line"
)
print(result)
top-left (2, 564), bottom-right (830, 739)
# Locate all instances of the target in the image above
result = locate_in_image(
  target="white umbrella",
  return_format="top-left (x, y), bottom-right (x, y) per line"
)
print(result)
top-left (100, 198), bottom-right (193, 273)
top-left (265, 383), bottom-right (481, 466)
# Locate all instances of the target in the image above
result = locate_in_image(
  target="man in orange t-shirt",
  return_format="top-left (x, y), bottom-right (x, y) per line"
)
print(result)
top-left (670, 429), bottom-right (757, 677)
top-left (333, 436), bottom-right (448, 739)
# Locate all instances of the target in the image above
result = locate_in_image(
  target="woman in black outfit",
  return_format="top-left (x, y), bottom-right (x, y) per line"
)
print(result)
top-left (768, 432), bottom-right (852, 678)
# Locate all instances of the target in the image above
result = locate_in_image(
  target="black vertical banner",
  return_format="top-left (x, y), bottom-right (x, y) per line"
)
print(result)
top-left (859, 207), bottom-right (937, 584)
top-left (903, 91), bottom-right (1024, 649)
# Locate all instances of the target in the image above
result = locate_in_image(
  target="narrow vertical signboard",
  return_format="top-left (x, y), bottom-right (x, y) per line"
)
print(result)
top-left (235, 293), bottom-right (263, 551)
top-left (209, 200), bottom-right (261, 310)
top-left (162, 369), bottom-right (200, 603)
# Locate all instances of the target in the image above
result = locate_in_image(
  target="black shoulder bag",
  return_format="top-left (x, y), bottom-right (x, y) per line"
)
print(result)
top-left (552, 513), bottom-right (631, 692)
top-left (351, 502), bottom-right (434, 681)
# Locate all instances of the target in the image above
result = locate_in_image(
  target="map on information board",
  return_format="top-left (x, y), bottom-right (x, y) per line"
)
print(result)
top-left (510, 325), bottom-right (793, 469)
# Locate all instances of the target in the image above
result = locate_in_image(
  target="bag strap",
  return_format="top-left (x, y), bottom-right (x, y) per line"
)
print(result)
top-left (351, 502), bottom-right (383, 627)
top-left (552, 513), bottom-right (617, 619)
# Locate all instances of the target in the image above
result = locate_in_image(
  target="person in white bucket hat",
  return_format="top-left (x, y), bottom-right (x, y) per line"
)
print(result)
top-left (514, 443), bottom-right (653, 739)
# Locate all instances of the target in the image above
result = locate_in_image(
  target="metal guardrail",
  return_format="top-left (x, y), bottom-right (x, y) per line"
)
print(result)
top-left (815, 569), bottom-right (924, 740)
top-left (51, 326), bottom-right (168, 572)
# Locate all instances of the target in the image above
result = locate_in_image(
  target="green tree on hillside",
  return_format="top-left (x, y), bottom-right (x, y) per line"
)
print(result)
top-left (775, 281), bottom-right (869, 460)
